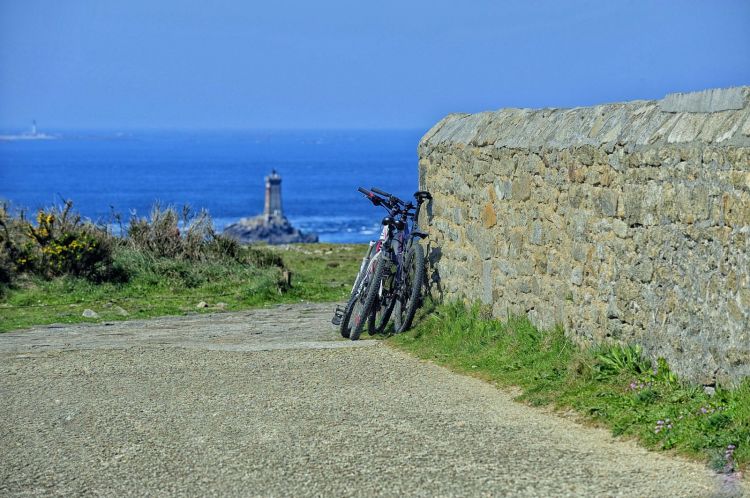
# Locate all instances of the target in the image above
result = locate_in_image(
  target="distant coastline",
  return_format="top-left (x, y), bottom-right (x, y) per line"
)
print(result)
top-left (0, 121), bottom-right (58, 142)
top-left (0, 133), bottom-right (57, 142)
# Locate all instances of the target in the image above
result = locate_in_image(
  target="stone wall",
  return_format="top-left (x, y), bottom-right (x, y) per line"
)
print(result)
top-left (418, 87), bottom-right (750, 386)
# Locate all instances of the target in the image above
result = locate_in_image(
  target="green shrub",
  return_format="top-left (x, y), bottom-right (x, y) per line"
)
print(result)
top-left (127, 204), bottom-right (186, 259)
top-left (0, 201), bottom-right (289, 288)
top-left (0, 200), bottom-right (298, 324)
top-left (245, 246), bottom-right (285, 269)
top-left (126, 204), bottom-right (246, 263)
top-left (592, 344), bottom-right (652, 380)
top-left (0, 201), bottom-right (124, 284)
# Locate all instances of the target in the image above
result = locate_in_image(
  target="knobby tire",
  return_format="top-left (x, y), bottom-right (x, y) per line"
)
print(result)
top-left (394, 242), bottom-right (425, 333)
top-left (339, 245), bottom-right (374, 338)
top-left (350, 251), bottom-right (386, 341)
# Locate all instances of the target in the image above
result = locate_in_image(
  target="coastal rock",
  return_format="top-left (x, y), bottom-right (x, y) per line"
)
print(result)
top-left (223, 214), bottom-right (318, 245)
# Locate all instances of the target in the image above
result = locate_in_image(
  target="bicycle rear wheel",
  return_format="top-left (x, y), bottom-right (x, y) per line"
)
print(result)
top-left (367, 249), bottom-right (397, 334)
top-left (393, 242), bottom-right (425, 333)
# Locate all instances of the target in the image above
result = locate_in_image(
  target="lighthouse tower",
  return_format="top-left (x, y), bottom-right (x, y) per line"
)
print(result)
top-left (222, 168), bottom-right (317, 243)
top-left (264, 169), bottom-right (283, 221)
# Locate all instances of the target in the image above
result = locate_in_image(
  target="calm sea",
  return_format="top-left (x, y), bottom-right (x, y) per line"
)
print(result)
top-left (0, 130), bottom-right (424, 243)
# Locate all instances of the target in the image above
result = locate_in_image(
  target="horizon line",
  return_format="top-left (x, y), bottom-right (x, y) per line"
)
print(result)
top-left (0, 125), bottom-right (431, 134)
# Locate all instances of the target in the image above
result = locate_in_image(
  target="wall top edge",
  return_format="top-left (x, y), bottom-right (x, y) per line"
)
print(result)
top-left (420, 87), bottom-right (750, 150)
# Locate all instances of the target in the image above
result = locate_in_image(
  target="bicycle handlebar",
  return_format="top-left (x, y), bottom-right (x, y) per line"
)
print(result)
top-left (371, 187), bottom-right (408, 208)
top-left (358, 186), bottom-right (389, 209)
top-left (371, 187), bottom-right (391, 198)
top-left (358, 186), bottom-right (431, 219)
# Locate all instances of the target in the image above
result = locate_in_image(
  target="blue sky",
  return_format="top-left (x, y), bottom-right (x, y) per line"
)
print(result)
top-left (1, 0), bottom-right (748, 130)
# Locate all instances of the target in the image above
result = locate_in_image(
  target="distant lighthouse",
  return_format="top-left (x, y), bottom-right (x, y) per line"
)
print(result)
top-left (264, 169), bottom-right (283, 221)
top-left (31, 120), bottom-right (38, 136)
top-left (222, 169), bottom-right (318, 244)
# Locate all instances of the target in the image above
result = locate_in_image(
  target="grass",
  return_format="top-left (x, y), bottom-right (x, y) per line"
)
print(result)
top-left (269, 243), bottom-right (364, 303)
top-left (0, 243), bottom-right (365, 332)
top-left (391, 301), bottom-right (750, 474)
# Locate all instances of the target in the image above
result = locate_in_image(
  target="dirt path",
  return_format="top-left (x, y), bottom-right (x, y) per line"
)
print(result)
top-left (0, 303), bottom-right (744, 497)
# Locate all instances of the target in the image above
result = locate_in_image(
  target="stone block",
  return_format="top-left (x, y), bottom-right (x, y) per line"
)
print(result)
top-left (571, 243), bottom-right (588, 262)
top-left (493, 180), bottom-right (512, 201)
top-left (481, 203), bottom-right (497, 228)
top-left (508, 228), bottom-right (525, 257)
top-left (612, 219), bottom-right (628, 238)
top-left (742, 113), bottom-right (750, 137)
top-left (511, 174), bottom-right (532, 201)
top-left (530, 222), bottom-right (544, 245)
top-left (659, 87), bottom-right (746, 113)
top-left (452, 207), bottom-right (464, 225)
top-left (597, 189), bottom-right (618, 217)
top-left (632, 260), bottom-right (654, 283)
top-left (570, 266), bottom-right (584, 286)
top-left (482, 260), bottom-right (493, 305)
top-left (515, 279), bottom-right (533, 294)
top-left (667, 113), bottom-right (706, 143)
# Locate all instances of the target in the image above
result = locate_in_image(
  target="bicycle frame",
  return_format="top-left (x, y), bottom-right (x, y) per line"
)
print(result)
top-left (350, 241), bottom-right (376, 293)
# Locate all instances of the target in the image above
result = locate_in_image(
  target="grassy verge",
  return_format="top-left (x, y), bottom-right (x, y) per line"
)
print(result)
top-left (0, 243), bottom-right (365, 332)
top-left (391, 301), bottom-right (749, 474)
top-left (268, 243), bottom-right (364, 303)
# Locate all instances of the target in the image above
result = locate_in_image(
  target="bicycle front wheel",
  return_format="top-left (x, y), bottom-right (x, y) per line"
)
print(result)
top-left (368, 291), bottom-right (396, 335)
top-left (339, 294), bottom-right (357, 339)
top-left (339, 244), bottom-right (375, 338)
top-left (350, 251), bottom-right (386, 341)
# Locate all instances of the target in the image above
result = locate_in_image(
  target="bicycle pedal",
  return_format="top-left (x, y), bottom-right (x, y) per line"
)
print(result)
top-left (331, 306), bottom-right (345, 326)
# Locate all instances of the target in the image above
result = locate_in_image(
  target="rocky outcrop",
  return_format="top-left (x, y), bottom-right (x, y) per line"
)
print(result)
top-left (223, 214), bottom-right (318, 245)
top-left (419, 86), bottom-right (750, 386)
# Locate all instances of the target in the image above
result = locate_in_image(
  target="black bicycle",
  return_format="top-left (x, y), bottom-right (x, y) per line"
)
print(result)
top-left (367, 188), bottom-right (432, 335)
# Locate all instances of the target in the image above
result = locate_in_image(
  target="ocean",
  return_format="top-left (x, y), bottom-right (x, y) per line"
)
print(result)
top-left (0, 130), bottom-right (424, 243)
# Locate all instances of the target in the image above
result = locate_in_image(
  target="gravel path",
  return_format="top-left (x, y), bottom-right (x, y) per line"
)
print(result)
top-left (0, 303), bottom-right (745, 497)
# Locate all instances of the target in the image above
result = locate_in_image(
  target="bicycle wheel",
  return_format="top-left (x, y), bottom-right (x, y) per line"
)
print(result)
top-left (339, 294), bottom-right (357, 339)
top-left (367, 249), bottom-right (397, 334)
top-left (350, 251), bottom-right (386, 341)
top-left (368, 291), bottom-right (396, 335)
top-left (339, 245), bottom-right (375, 338)
top-left (393, 242), bottom-right (425, 333)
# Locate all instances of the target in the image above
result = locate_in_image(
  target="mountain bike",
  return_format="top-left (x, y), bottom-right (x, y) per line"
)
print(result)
top-left (366, 188), bottom-right (432, 335)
